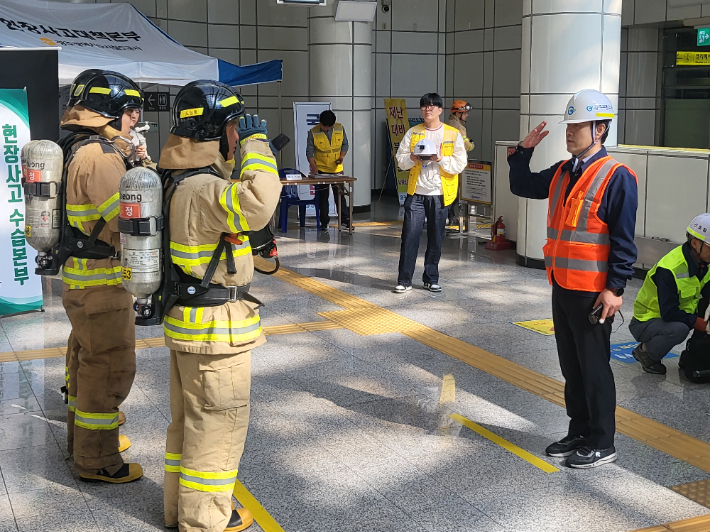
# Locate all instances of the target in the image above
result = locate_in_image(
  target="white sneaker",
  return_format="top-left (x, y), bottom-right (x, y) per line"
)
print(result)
top-left (393, 285), bottom-right (412, 293)
top-left (424, 283), bottom-right (442, 292)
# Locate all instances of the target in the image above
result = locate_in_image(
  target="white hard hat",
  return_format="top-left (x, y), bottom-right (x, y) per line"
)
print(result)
top-left (414, 139), bottom-right (437, 158)
top-left (560, 89), bottom-right (615, 124)
top-left (687, 213), bottom-right (710, 242)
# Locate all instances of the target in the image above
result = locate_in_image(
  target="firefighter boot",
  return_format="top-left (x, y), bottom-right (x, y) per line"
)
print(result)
top-left (80, 463), bottom-right (143, 484)
top-left (225, 508), bottom-right (254, 532)
top-left (118, 435), bottom-right (131, 453)
top-left (118, 411), bottom-right (126, 426)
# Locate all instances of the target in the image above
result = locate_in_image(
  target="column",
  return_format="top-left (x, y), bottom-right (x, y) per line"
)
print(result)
top-left (308, 6), bottom-right (373, 210)
top-left (517, 0), bottom-right (622, 264)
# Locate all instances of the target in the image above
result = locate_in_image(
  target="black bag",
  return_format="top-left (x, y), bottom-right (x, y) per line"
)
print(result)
top-left (679, 331), bottom-right (710, 382)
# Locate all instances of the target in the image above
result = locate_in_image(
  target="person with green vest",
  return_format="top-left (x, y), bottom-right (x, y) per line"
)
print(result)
top-left (393, 92), bottom-right (467, 293)
top-left (631, 213), bottom-right (710, 374)
top-left (306, 110), bottom-right (351, 229)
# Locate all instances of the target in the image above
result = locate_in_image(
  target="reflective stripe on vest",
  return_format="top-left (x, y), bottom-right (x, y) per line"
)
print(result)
top-left (219, 183), bottom-right (250, 234)
top-left (74, 409), bottom-right (119, 430)
top-left (163, 314), bottom-right (262, 343)
top-left (312, 124), bottom-right (344, 173)
top-left (179, 465), bottom-right (238, 493)
top-left (544, 157), bottom-right (631, 292)
top-left (633, 245), bottom-right (710, 321)
top-left (165, 452), bottom-right (181, 473)
top-left (170, 239), bottom-right (251, 277)
top-left (407, 123), bottom-right (460, 206)
top-left (62, 257), bottom-right (122, 289)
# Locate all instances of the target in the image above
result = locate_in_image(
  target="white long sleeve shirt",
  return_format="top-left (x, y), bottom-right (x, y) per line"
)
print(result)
top-left (396, 123), bottom-right (468, 196)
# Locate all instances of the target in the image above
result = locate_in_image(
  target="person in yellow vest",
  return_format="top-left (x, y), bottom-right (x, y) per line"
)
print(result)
top-left (394, 93), bottom-right (467, 293)
top-left (446, 100), bottom-right (474, 227)
top-left (307, 110), bottom-right (351, 229)
top-left (630, 214), bottom-right (710, 375)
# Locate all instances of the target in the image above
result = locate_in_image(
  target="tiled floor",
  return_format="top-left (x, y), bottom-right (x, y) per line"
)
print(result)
top-left (1, 196), bottom-right (710, 531)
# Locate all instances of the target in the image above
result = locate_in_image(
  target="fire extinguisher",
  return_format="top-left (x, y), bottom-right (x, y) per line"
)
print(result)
top-left (485, 216), bottom-right (512, 251)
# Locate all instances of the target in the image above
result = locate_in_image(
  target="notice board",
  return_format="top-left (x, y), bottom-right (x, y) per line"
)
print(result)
top-left (461, 161), bottom-right (492, 204)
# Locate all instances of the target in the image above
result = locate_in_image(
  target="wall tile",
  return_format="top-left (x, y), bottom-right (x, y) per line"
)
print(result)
top-left (392, 31), bottom-right (439, 54)
top-left (353, 45), bottom-right (373, 97)
top-left (375, 54), bottom-right (392, 97)
top-left (123, 0), bottom-right (155, 17)
top-left (627, 27), bottom-right (659, 52)
top-left (157, 0), bottom-right (167, 18)
top-left (376, 31), bottom-right (391, 53)
top-left (454, 53), bottom-right (484, 97)
top-left (491, 109), bottom-right (520, 145)
top-left (483, 51), bottom-right (494, 97)
top-left (168, 0), bottom-right (207, 22)
top-left (209, 48), bottom-right (240, 64)
top-left (240, 0), bottom-right (256, 24)
top-left (667, 4), bottom-right (701, 20)
top-left (258, 0), bottom-right (308, 26)
top-left (626, 52), bottom-right (658, 98)
top-left (633, 0), bottom-right (665, 24)
top-left (208, 0), bottom-right (239, 25)
top-left (258, 50), bottom-right (308, 97)
top-left (391, 54), bottom-right (439, 97)
top-left (354, 21), bottom-right (372, 44)
top-left (209, 25), bottom-right (239, 49)
top-left (493, 24), bottom-right (522, 51)
top-left (625, 109), bottom-right (655, 146)
top-left (455, 0), bottom-right (485, 31)
top-left (484, 28), bottom-right (494, 51)
top-left (167, 20), bottom-right (208, 47)
top-left (309, 17), bottom-right (353, 44)
top-left (258, 26), bottom-right (308, 51)
top-left (485, 0), bottom-right (495, 27)
top-left (493, 50), bottom-right (522, 97)
top-left (392, 0), bottom-right (439, 31)
top-left (703, 3), bottom-right (710, 17)
top-left (495, 0), bottom-right (523, 26)
top-left (454, 30), bottom-right (484, 53)
top-left (621, 0), bottom-right (634, 25)
top-left (240, 25), bottom-right (257, 49)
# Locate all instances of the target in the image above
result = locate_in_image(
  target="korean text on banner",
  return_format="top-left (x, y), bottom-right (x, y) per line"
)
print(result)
top-left (384, 99), bottom-right (410, 206)
top-left (0, 89), bottom-right (43, 316)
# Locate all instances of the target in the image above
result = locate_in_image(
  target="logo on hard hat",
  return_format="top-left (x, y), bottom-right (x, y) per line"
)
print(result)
top-left (586, 105), bottom-right (594, 112)
top-left (568, 107), bottom-right (575, 115)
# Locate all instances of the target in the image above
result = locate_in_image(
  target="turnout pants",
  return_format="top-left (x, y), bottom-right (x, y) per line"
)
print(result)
top-left (551, 286), bottom-right (616, 449)
top-left (164, 349), bottom-right (251, 532)
top-left (63, 284), bottom-right (136, 476)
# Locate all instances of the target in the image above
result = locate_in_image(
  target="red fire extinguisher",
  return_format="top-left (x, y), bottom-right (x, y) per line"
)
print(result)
top-left (485, 216), bottom-right (512, 251)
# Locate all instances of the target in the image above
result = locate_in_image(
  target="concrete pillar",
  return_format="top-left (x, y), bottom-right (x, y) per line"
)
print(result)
top-left (517, 0), bottom-right (622, 263)
top-left (308, 7), bottom-right (373, 210)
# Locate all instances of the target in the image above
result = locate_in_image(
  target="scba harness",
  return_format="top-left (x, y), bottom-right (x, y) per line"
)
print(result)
top-left (32, 131), bottom-right (131, 276)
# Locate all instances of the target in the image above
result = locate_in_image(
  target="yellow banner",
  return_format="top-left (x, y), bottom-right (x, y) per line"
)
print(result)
top-left (676, 51), bottom-right (710, 65)
top-left (384, 99), bottom-right (410, 204)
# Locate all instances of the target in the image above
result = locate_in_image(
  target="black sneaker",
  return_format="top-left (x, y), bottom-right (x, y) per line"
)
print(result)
top-left (545, 435), bottom-right (585, 457)
top-left (632, 344), bottom-right (666, 374)
top-left (423, 282), bottom-right (442, 292)
top-left (566, 445), bottom-right (617, 468)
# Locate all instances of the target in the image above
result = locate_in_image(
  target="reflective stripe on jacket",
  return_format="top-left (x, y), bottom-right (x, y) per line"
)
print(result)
top-left (311, 123), bottom-right (344, 173)
top-left (634, 245), bottom-right (710, 321)
top-left (407, 123), bottom-right (460, 206)
top-left (544, 155), bottom-right (637, 292)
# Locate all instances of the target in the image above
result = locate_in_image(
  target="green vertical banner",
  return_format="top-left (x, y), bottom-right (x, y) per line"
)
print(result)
top-left (0, 89), bottom-right (43, 315)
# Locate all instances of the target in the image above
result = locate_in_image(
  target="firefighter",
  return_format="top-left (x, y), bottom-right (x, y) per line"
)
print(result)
top-left (447, 100), bottom-right (474, 227)
top-left (60, 70), bottom-right (144, 482)
top-left (158, 81), bottom-right (282, 531)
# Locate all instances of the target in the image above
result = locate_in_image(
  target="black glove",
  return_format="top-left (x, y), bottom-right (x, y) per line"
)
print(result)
top-left (238, 114), bottom-right (268, 144)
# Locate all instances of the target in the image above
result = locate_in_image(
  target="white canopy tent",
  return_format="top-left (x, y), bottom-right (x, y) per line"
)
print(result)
top-left (0, 0), bottom-right (282, 87)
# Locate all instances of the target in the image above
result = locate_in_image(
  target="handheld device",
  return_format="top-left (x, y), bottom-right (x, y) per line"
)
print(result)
top-left (589, 303), bottom-right (604, 325)
top-left (271, 133), bottom-right (290, 153)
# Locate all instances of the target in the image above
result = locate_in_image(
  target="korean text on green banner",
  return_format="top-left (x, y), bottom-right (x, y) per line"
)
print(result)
top-left (384, 99), bottom-right (410, 205)
top-left (0, 89), bottom-right (43, 315)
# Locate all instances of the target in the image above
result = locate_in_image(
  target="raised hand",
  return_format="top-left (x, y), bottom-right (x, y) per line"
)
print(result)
top-left (521, 121), bottom-right (549, 149)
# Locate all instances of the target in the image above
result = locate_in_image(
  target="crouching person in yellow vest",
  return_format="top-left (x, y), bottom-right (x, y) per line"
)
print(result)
top-left (158, 81), bottom-right (282, 532)
top-left (394, 93), bottom-right (467, 293)
top-left (307, 110), bottom-right (351, 229)
top-left (631, 214), bottom-right (710, 375)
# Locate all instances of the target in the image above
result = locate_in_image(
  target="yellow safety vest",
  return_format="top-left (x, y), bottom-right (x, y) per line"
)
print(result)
top-left (407, 123), bottom-right (459, 206)
top-left (311, 123), bottom-right (344, 173)
top-left (634, 245), bottom-right (710, 321)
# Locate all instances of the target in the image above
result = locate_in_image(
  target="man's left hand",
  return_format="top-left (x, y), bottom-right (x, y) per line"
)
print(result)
top-left (594, 288), bottom-right (622, 322)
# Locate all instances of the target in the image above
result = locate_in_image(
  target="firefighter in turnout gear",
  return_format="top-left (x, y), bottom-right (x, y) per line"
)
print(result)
top-left (158, 80), bottom-right (282, 532)
top-left (60, 70), bottom-right (144, 483)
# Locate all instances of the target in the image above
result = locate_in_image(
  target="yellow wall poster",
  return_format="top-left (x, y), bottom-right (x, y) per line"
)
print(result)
top-left (384, 98), bottom-right (410, 205)
top-left (512, 319), bottom-right (556, 336)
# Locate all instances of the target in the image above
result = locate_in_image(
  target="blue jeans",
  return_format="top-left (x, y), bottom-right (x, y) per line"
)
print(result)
top-left (397, 194), bottom-right (448, 286)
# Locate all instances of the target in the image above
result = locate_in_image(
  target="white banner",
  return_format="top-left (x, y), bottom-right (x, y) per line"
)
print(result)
top-left (0, 89), bottom-right (43, 315)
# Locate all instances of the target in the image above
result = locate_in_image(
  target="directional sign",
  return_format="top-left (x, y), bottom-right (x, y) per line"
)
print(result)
top-left (699, 28), bottom-right (710, 47)
top-left (144, 91), bottom-right (170, 112)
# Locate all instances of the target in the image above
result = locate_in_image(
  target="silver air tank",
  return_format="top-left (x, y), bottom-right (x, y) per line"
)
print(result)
top-left (21, 140), bottom-right (64, 268)
top-left (118, 167), bottom-right (163, 317)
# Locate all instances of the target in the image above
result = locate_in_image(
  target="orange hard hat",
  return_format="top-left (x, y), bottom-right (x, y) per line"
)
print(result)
top-left (451, 100), bottom-right (471, 112)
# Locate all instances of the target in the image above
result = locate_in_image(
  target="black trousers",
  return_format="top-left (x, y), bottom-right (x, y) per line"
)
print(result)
top-left (315, 178), bottom-right (349, 227)
top-left (551, 286), bottom-right (616, 449)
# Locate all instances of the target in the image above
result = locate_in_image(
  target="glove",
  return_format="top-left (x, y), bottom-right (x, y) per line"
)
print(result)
top-left (238, 114), bottom-right (268, 144)
top-left (704, 305), bottom-right (710, 333)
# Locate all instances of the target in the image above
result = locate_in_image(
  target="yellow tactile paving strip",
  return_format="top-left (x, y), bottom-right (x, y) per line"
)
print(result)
top-left (272, 266), bottom-right (710, 477)
top-left (0, 321), bottom-right (342, 364)
top-left (631, 514), bottom-right (710, 531)
top-left (351, 220), bottom-right (402, 227)
top-left (671, 479), bottom-right (710, 509)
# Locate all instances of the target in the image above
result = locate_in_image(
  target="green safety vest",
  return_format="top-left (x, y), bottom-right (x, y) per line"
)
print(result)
top-left (633, 245), bottom-right (710, 321)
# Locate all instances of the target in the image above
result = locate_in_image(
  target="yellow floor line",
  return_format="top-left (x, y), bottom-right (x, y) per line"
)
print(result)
top-left (450, 413), bottom-right (559, 474)
top-left (0, 321), bottom-right (343, 363)
top-left (352, 220), bottom-right (403, 227)
top-left (272, 266), bottom-right (710, 475)
top-left (233, 480), bottom-right (285, 532)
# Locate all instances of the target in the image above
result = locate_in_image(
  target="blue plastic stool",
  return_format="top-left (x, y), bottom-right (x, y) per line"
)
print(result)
top-left (278, 168), bottom-right (320, 233)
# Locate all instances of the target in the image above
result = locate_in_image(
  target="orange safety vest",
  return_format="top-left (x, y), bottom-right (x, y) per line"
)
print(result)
top-left (543, 155), bottom-right (637, 292)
